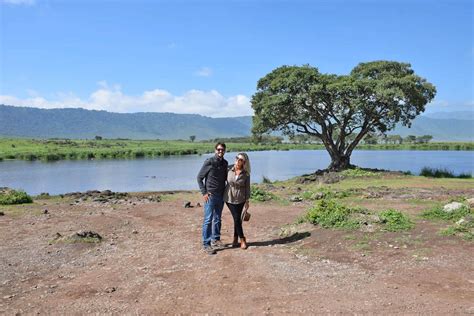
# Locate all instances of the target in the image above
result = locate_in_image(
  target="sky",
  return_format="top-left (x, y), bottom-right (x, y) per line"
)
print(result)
top-left (0, 0), bottom-right (473, 117)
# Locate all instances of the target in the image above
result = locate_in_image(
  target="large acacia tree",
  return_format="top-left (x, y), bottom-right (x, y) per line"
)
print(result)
top-left (251, 61), bottom-right (436, 170)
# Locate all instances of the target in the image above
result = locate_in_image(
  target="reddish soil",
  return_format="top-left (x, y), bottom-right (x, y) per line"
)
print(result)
top-left (1, 190), bottom-right (473, 314)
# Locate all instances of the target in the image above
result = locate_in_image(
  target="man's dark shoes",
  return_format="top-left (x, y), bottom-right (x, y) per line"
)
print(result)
top-left (202, 246), bottom-right (216, 255)
top-left (211, 240), bottom-right (225, 250)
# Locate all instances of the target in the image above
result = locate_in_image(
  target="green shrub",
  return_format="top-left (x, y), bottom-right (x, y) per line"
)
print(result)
top-left (0, 190), bottom-right (33, 205)
top-left (378, 209), bottom-right (413, 231)
top-left (304, 199), bottom-right (359, 229)
top-left (250, 185), bottom-right (274, 202)
top-left (421, 204), bottom-right (470, 221)
top-left (419, 167), bottom-right (471, 178)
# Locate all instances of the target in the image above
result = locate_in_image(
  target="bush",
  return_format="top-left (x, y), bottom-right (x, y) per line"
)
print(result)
top-left (420, 167), bottom-right (471, 178)
top-left (0, 189), bottom-right (33, 205)
top-left (304, 199), bottom-right (359, 229)
top-left (378, 209), bottom-right (413, 231)
top-left (250, 185), bottom-right (274, 202)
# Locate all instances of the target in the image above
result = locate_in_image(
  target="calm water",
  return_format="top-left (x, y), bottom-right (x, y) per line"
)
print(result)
top-left (0, 150), bottom-right (473, 195)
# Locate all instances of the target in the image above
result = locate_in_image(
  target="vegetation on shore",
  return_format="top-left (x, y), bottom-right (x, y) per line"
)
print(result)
top-left (0, 138), bottom-right (472, 162)
top-left (0, 189), bottom-right (33, 205)
top-left (249, 170), bottom-right (473, 241)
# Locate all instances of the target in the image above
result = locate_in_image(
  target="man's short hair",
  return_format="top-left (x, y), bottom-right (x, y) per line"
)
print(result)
top-left (215, 142), bottom-right (226, 150)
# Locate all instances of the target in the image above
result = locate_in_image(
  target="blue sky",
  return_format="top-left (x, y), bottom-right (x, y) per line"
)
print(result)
top-left (1, 0), bottom-right (472, 117)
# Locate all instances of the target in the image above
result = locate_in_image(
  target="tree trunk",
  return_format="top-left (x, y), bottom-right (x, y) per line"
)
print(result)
top-left (328, 154), bottom-right (351, 171)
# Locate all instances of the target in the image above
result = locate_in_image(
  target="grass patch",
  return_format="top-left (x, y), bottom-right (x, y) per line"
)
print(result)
top-left (440, 220), bottom-right (474, 241)
top-left (378, 209), bottom-right (414, 231)
top-left (0, 189), bottom-right (33, 205)
top-left (421, 204), bottom-right (471, 222)
top-left (303, 199), bottom-right (360, 229)
top-left (301, 187), bottom-right (353, 201)
top-left (341, 168), bottom-right (377, 178)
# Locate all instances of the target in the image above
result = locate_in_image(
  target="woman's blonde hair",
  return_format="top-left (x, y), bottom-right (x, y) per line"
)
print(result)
top-left (237, 152), bottom-right (251, 175)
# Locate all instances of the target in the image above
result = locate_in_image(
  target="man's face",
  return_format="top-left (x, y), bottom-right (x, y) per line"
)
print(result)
top-left (215, 146), bottom-right (225, 158)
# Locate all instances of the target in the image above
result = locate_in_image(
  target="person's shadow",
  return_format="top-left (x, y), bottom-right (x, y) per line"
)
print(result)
top-left (221, 231), bottom-right (311, 250)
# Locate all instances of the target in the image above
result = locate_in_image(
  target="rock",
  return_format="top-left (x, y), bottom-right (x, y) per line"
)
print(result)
top-left (466, 198), bottom-right (474, 208)
top-left (0, 211), bottom-right (4, 216)
top-left (456, 215), bottom-right (473, 226)
top-left (196, 202), bottom-right (201, 207)
top-left (443, 202), bottom-right (465, 213)
top-left (105, 286), bottom-right (116, 293)
top-left (43, 209), bottom-right (48, 214)
top-left (183, 201), bottom-right (192, 208)
top-left (289, 196), bottom-right (303, 202)
top-left (68, 230), bottom-right (102, 242)
top-left (132, 230), bottom-right (138, 234)
top-left (312, 192), bottom-right (325, 200)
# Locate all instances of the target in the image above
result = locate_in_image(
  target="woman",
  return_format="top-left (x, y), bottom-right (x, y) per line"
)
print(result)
top-left (223, 152), bottom-right (251, 249)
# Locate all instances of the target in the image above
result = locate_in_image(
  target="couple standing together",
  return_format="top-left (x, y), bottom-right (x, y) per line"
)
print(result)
top-left (197, 143), bottom-right (251, 255)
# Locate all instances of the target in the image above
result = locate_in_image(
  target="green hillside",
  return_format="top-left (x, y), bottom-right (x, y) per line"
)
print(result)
top-left (1, 104), bottom-right (473, 141)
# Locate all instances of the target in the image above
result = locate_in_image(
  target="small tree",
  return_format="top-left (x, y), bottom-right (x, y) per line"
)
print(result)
top-left (252, 61), bottom-right (436, 170)
top-left (363, 133), bottom-right (379, 145)
top-left (416, 135), bottom-right (433, 144)
top-left (405, 135), bottom-right (417, 143)
top-left (95, 135), bottom-right (103, 140)
top-left (189, 135), bottom-right (196, 142)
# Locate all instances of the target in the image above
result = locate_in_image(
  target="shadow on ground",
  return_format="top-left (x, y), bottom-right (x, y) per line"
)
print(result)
top-left (219, 232), bottom-right (311, 250)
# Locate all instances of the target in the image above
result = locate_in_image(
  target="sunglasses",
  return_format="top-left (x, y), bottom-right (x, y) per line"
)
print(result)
top-left (235, 156), bottom-right (245, 162)
top-left (216, 148), bottom-right (225, 152)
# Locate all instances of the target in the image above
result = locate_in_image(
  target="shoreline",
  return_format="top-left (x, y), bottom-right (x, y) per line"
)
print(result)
top-left (1, 138), bottom-right (473, 162)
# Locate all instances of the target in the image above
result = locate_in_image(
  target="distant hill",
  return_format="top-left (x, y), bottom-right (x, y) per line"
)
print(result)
top-left (388, 116), bottom-right (474, 141)
top-left (0, 104), bottom-right (472, 141)
top-left (423, 111), bottom-right (474, 120)
top-left (0, 104), bottom-right (252, 140)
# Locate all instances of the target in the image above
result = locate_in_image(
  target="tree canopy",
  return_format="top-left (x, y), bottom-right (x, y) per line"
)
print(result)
top-left (251, 61), bottom-right (436, 170)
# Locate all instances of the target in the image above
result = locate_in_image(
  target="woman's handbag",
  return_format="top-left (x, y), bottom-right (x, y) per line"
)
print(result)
top-left (242, 204), bottom-right (251, 222)
top-left (242, 210), bottom-right (251, 221)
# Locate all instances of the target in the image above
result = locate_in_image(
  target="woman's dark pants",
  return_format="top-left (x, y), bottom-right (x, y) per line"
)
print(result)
top-left (226, 202), bottom-right (245, 239)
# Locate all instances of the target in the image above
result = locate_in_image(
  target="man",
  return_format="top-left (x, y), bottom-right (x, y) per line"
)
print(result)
top-left (197, 142), bottom-right (228, 255)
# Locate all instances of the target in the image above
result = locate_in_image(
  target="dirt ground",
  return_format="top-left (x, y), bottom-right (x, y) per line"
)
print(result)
top-left (1, 180), bottom-right (474, 314)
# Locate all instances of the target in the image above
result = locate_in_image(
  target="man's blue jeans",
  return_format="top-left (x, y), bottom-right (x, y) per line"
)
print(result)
top-left (202, 194), bottom-right (224, 247)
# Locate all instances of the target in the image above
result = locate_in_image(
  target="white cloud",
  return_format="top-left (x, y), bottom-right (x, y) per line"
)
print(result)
top-left (194, 67), bottom-right (213, 77)
top-left (0, 82), bottom-right (253, 117)
top-left (2, 0), bottom-right (36, 5)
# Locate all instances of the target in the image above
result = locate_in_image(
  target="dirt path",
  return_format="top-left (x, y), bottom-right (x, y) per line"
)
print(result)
top-left (1, 190), bottom-right (473, 314)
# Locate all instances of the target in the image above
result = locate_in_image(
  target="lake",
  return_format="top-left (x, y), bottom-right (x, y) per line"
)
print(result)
top-left (0, 150), bottom-right (473, 195)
